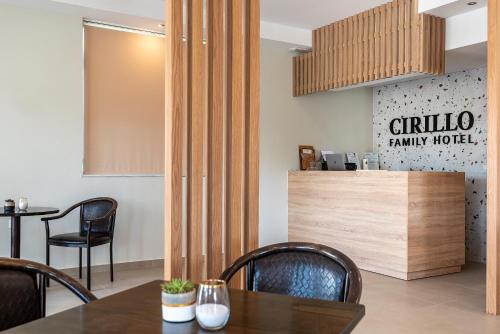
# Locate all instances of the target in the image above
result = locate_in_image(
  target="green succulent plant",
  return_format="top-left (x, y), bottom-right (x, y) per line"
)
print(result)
top-left (161, 278), bottom-right (195, 294)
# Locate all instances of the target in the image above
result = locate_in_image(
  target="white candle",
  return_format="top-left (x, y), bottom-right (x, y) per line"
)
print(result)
top-left (196, 303), bottom-right (230, 329)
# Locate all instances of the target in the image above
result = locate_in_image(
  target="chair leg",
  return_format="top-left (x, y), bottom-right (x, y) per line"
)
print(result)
top-left (39, 275), bottom-right (47, 317)
top-left (46, 243), bottom-right (50, 287)
top-left (87, 246), bottom-right (91, 291)
top-left (79, 248), bottom-right (82, 279)
top-left (110, 242), bottom-right (114, 282)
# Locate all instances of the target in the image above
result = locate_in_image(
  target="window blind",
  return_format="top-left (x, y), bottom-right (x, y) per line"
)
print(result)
top-left (84, 25), bottom-right (165, 175)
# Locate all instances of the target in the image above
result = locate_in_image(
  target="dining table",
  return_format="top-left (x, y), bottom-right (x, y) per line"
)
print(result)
top-left (0, 207), bottom-right (59, 258)
top-left (4, 280), bottom-right (366, 333)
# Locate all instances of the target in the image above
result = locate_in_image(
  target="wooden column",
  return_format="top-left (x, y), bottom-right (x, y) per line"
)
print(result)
top-left (164, 0), bottom-right (184, 280)
top-left (226, 0), bottom-right (245, 287)
top-left (487, 0), bottom-right (500, 316)
top-left (207, 0), bottom-right (224, 279)
top-left (244, 0), bottom-right (260, 256)
top-left (165, 0), bottom-right (260, 285)
top-left (186, 0), bottom-right (205, 283)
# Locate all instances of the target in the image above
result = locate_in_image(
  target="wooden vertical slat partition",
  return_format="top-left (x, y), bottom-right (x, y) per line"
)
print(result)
top-left (439, 17), bottom-right (445, 74)
top-left (292, 0), bottom-right (445, 96)
top-left (386, 3), bottom-right (392, 77)
top-left (362, 12), bottom-right (370, 82)
top-left (319, 27), bottom-right (324, 90)
top-left (397, 0), bottom-right (404, 74)
top-left (334, 22), bottom-right (339, 88)
top-left (186, 0), bottom-right (205, 284)
top-left (345, 20), bottom-right (349, 87)
top-left (165, 0), bottom-right (261, 285)
top-left (380, 6), bottom-right (386, 80)
top-left (292, 57), bottom-right (299, 97)
top-left (391, 0), bottom-right (398, 76)
top-left (330, 23), bottom-right (334, 87)
top-left (312, 29), bottom-right (318, 92)
top-left (207, 0), bottom-right (224, 279)
top-left (430, 16), bottom-right (436, 74)
top-left (325, 26), bottom-right (330, 89)
top-left (404, 0), bottom-right (411, 73)
top-left (300, 55), bottom-right (305, 95)
top-left (165, 0), bottom-right (184, 280)
top-left (348, 17), bottom-right (353, 85)
top-left (488, 0), bottom-right (500, 315)
top-left (226, 0), bottom-right (245, 288)
top-left (356, 16), bottom-right (362, 84)
top-left (374, 7), bottom-right (380, 80)
top-left (369, 10), bottom-right (375, 81)
top-left (411, 0), bottom-right (419, 72)
top-left (244, 0), bottom-right (260, 256)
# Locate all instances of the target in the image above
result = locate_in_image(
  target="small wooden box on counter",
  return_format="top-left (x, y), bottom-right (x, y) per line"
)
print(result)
top-left (288, 170), bottom-right (465, 280)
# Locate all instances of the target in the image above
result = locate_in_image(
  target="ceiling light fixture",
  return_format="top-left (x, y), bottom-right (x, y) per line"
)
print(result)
top-left (467, 1), bottom-right (477, 5)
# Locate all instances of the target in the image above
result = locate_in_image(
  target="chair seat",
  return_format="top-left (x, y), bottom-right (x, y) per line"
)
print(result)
top-left (48, 232), bottom-right (111, 247)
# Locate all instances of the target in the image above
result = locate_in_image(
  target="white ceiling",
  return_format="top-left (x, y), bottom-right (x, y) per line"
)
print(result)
top-left (1, 0), bottom-right (395, 32)
top-left (0, 0), bottom-right (165, 32)
top-left (0, 0), bottom-right (488, 67)
top-left (420, 0), bottom-right (487, 18)
top-left (261, 0), bottom-right (389, 30)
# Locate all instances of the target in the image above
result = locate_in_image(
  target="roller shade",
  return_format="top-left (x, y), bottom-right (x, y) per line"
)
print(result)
top-left (84, 24), bottom-right (165, 175)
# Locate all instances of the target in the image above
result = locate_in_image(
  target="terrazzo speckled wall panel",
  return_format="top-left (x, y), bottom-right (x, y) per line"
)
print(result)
top-left (373, 67), bottom-right (487, 263)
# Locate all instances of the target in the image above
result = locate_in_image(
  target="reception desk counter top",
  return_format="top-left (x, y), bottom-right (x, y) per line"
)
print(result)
top-left (288, 170), bottom-right (465, 280)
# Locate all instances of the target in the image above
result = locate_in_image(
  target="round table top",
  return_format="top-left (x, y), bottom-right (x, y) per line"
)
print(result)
top-left (0, 207), bottom-right (59, 217)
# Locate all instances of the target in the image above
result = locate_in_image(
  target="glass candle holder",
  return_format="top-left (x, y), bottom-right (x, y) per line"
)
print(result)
top-left (195, 279), bottom-right (230, 331)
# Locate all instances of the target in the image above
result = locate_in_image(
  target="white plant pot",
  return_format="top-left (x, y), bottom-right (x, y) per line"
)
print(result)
top-left (162, 290), bottom-right (196, 323)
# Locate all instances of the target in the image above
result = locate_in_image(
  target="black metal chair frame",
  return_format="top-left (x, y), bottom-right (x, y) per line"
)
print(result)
top-left (41, 197), bottom-right (117, 290)
top-left (220, 242), bottom-right (363, 304)
top-left (0, 257), bottom-right (96, 320)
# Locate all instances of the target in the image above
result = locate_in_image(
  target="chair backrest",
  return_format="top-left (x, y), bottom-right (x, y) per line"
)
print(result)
top-left (79, 197), bottom-right (118, 234)
top-left (220, 242), bottom-right (362, 304)
top-left (0, 258), bottom-right (96, 331)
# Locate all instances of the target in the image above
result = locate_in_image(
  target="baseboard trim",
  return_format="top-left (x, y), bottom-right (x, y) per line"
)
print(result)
top-left (61, 259), bottom-right (164, 276)
top-left (406, 265), bottom-right (462, 280)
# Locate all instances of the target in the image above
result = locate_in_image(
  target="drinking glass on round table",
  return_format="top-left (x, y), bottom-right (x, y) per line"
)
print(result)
top-left (195, 279), bottom-right (230, 331)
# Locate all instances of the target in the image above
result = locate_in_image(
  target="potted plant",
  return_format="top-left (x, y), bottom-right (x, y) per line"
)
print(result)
top-left (161, 279), bottom-right (196, 323)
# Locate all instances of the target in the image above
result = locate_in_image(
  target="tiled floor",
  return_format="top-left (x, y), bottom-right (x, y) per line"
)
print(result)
top-left (46, 262), bottom-right (500, 333)
top-left (356, 263), bottom-right (500, 334)
top-left (46, 265), bottom-right (164, 315)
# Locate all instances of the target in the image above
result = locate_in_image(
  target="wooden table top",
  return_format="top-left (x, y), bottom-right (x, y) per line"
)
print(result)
top-left (6, 281), bottom-right (365, 334)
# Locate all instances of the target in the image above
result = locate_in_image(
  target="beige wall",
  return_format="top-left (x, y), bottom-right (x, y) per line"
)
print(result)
top-left (0, 3), bottom-right (164, 268)
top-left (260, 39), bottom-right (374, 246)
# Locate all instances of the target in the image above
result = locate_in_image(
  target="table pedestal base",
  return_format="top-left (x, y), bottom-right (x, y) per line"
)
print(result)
top-left (11, 216), bottom-right (20, 258)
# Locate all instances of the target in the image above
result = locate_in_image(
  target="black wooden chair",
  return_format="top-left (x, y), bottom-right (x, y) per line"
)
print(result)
top-left (41, 197), bottom-right (118, 290)
top-left (220, 242), bottom-right (362, 304)
top-left (0, 257), bottom-right (96, 332)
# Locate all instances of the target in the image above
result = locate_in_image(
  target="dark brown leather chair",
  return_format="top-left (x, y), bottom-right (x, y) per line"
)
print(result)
top-left (220, 242), bottom-right (362, 304)
top-left (41, 198), bottom-right (118, 290)
top-left (0, 258), bottom-right (96, 332)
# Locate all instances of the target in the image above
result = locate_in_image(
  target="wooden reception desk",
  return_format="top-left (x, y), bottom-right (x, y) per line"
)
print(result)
top-left (288, 170), bottom-right (465, 280)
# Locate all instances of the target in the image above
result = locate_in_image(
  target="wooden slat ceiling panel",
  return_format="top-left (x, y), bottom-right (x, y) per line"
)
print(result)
top-left (293, 0), bottom-right (445, 96)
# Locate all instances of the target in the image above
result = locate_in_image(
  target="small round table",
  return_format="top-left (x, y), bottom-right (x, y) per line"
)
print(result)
top-left (0, 207), bottom-right (59, 258)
